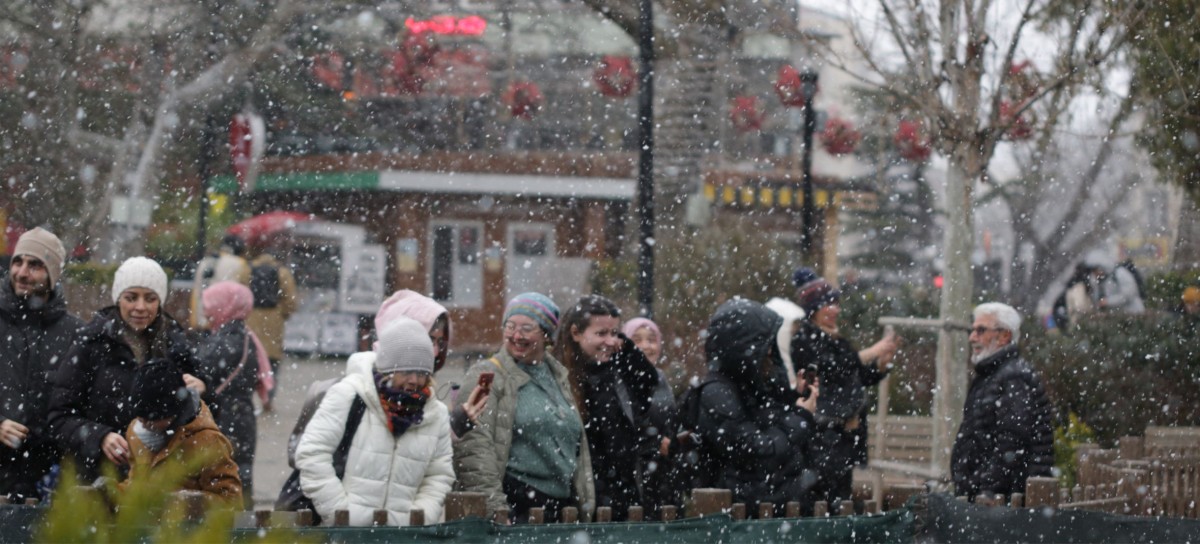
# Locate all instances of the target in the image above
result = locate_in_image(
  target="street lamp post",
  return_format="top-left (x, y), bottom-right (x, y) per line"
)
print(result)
top-left (799, 69), bottom-right (819, 260)
top-left (635, 0), bottom-right (655, 319)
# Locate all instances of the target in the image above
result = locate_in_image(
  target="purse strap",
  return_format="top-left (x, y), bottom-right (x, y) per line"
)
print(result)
top-left (213, 334), bottom-right (251, 396)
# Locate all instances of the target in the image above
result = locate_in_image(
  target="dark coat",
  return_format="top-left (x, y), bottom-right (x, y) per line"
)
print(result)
top-left (951, 345), bottom-right (1055, 498)
top-left (581, 335), bottom-right (660, 520)
top-left (642, 368), bottom-right (682, 515)
top-left (697, 299), bottom-right (817, 516)
top-left (48, 306), bottom-right (205, 482)
top-left (0, 279), bottom-right (83, 498)
top-left (791, 321), bottom-right (887, 487)
top-left (196, 319), bottom-right (259, 507)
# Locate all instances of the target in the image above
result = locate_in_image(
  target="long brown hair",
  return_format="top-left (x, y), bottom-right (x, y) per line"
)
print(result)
top-left (552, 295), bottom-right (620, 417)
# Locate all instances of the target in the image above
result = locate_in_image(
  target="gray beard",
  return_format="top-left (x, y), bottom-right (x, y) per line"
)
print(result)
top-left (970, 345), bottom-right (1001, 365)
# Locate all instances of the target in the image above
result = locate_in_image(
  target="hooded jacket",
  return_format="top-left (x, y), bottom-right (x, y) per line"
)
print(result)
top-left (123, 399), bottom-right (243, 506)
top-left (374, 290), bottom-right (450, 372)
top-left (951, 344), bottom-right (1055, 498)
top-left (48, 306), bottom-right (206, 481)
top-left (0, 278), bottom-right (83, 497)
top-left (294, 352), bottom-right (455, 526)
top-left (244, 254), bottom-right (297, 361)
top-left (697, 298), bottom-right (817, 515)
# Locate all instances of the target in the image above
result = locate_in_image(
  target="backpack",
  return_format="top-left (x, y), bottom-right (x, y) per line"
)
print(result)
top-left (672, 377), bottom-right (722, 489)
top-left (275, 394), bottom-right (367, 523)
top-left (250, 263), bottom-right (281, 308)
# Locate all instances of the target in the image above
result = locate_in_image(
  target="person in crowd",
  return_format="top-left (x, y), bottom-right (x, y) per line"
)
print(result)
top-left (1099, 260), bottom-right (1146, 314)
top-left (287, 289), bottom-right (485, 467)
top-left (952, 302), bottom-right (1054, 500)
top-left (621, 316), bottom-right (683, 518)
top-left (196, 281), bottom-right (273, 509)
top-left (49, 256), bottom-right (209, 483)
top-left (122, 360), bottom-right (242, 506)
top-left (695, 298), bottom-right (820, 516)
top-left (1050, 263), bottom-right (1094, 330)
top-left (454, 293), bottom-right (595, 523)
top-left (0, 228), bottom-right (83, 501)
top-left (553, 296), bottom-right (657, 521)
top-left (294, 317), bottom-right (454, 526)
top-left (790, 267), bottom-right (897, 513)
top-left (190, 234), bottom-right (251, 330)
top-left (244, 245), bottom-right (297, 412)
top-left (765, 297), bottom-right (806, 388)
top-left (1177, 286), bottom-right (1200, 318)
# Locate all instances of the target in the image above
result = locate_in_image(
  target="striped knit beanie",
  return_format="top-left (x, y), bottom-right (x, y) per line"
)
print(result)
top-left (503, 292), bottom-right (560, 335)
top-left (792, 266), bottom-right (840, 316)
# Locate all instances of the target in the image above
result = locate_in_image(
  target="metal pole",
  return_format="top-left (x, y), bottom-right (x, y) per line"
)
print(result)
top-left (195, 113), bottom-right (219, 264)
top-left (636, 0), bottom-right (655, 319)
top-left (800, 70), bottom-right (818, 260)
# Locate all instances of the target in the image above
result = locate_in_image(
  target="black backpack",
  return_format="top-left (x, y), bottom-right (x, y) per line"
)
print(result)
top-left (672, 377), bottom-right (722, 489)
top-left (250, 263), bottom-right (281, 308)
top-left (275, 395), bottom-right (367, 523)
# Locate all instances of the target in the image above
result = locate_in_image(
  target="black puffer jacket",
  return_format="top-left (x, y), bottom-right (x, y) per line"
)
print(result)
top-left (696, 299), bottom-right (817, 516)
top-left (951, 345), bottom-right (1055, 498)
top-left (581, 335), bottom-right (659, 521)
top-left (48, 306), bottom-right (205, 481)
top-left (0, 279), bottom-right (83, 498)
top-left (196, 319), bottom-right (259, 508)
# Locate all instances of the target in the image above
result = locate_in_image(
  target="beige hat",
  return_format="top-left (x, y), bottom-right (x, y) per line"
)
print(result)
top-left (13, 228), bottom-right (66, 286)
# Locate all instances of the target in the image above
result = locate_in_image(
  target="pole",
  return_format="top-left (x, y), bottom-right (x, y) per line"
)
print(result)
top-left (800, 70), bottom-right (818, 260)
top-left (195, 113), bottom-right (219, 264)
top-left (636, 0), bottom-right (655, 319)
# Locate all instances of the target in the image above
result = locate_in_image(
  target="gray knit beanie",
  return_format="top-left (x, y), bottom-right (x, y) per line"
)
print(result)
top-left (112, 256), bottom-right (169, 303)
top-left (13, 228), bottom-right (67, 286)
top-left (375, 316), bottom-right (435, 375)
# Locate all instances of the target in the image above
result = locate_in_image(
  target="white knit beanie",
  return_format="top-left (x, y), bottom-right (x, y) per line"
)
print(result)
top-left (112, 256), bottom-right (169, 303)
top-left (375, 316), bottom-right (435, 375)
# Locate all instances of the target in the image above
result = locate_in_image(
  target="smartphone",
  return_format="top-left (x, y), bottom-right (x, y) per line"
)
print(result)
top-left (799, 365), bottom-right (818, 399)
top-left (478, 372), bottom-right (495, 395)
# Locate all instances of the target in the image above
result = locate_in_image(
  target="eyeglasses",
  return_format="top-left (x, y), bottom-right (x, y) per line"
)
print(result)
top-left (970, 326), bottom-right (1004, 335)
top-left (503, 322), bottom-right (540, 335)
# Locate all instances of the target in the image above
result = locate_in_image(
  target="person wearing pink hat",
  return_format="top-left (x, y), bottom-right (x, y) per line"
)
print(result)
top-left (621, 316), bottom-right (684, 519)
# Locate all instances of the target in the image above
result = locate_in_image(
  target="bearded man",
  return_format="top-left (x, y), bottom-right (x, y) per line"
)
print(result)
top-left (951, 302), bottom-right (1055, 500)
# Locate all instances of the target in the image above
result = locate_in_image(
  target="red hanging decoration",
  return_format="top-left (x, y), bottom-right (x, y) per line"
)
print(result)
top-left (894, 120), bottom-right (932, 162)
top-left (820, 117), bottom-right (861, 155)
top-left (503, 80), bottom-right (543, 119)
top-left (310, 52), bottom-right (345, 92)
top-left (999, 101), bottom-right (1033, 141)
top-left (774, 64), bottom-right (813, 107)
top-left (593, 56), bottom-right (636, 98)
top-left (729, 96), bottom-right (765, 133)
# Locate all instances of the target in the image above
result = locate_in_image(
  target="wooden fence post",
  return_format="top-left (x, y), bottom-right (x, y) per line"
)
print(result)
top-left (627, 506), bottom-right (643, 522)
top-left (688, 488), bottom-right (732, 518)
top-left (409, 509), bottom-right (424, 527)
top-left (528, 507), bottom-right (544, 525)
top-left (596, 507), bottom-right (612, 523)
top-left (785, 501), bottom-right (801, 518)
top-left (492, 508), bottom-right (509, 525)
top-left (757, 503), bottom-right (773, 519)
top-left (1119, 436), bottom-right (1145, 460)
top-left (838, 500), bottom-right (855, 516)
top-left (562, 506), bottom-right (579, 524)
top-left (334, 510), bottom-right (350, 527)
top-left (661, 505), bottom-right (678, 521)
top-left (1025, 477), bottom-right (1059, 508)
top-left (730, 503), bottom-right (746, 521)
top-left (372, 510), bottom-right (388, 527)
top-left (444, 491), bottom-right (488, 521)
top-left (813, 501), bottom-right (828, 518)
top-left (296, 510), bottom-right (314, 527)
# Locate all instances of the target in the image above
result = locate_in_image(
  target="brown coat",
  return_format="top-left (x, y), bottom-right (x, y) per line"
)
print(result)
top-left (245, 254), bottom-right (298, 360)
top-left (123, 401), bottom-right (243, 506)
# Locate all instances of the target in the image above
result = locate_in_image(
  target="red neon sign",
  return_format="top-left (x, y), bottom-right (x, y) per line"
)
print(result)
top-left (405, 15), bottom-right (487, 36)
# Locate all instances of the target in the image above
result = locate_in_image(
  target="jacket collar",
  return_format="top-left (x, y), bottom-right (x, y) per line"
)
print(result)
top-left (0, 275), bottom-right (67, 325)
top-left (973, 344), bottom-right (1020, 377)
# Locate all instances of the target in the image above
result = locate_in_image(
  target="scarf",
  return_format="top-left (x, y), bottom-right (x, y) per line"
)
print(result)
top-left (374, 373), bottom-right (430, 437)
top-left (131, 420), bottom-right (171, 453)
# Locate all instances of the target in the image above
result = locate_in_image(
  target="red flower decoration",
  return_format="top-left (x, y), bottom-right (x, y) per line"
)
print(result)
top-left (593, 56), bottom-right (636, 98)
top-left (774, 64), bottom-right (814, 108)
top-left (729, 96), bottom-right (765, 133)
top-left (894, 120), bottom-right (932, 162)
top-left (820, 117), bottom-right (861, 155)
top-left (503, 80), bottom-right (543, 119)
top-left (999, 101), bottom-right (1033, 141)
top-left (310, 52), bottom-right (345, 91)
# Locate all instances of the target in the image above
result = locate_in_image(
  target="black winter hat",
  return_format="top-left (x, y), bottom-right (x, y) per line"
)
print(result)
top-left (131, 360), bottom-right (189, 421)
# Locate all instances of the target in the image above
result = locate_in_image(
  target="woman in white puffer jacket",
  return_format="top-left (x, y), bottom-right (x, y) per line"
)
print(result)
top-left (295, 316), bottom-right (455, 526)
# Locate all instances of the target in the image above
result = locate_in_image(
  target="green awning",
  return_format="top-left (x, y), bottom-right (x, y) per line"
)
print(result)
top-left (211, 172), bottom-right (380, 194)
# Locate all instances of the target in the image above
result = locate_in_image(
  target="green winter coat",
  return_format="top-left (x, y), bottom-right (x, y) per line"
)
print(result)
top-left (453, 348), bottom-right (595, 520)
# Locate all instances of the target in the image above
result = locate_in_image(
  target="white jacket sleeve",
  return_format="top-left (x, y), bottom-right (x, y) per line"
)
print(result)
top-left (295, 380), bottom-right (356, 522)
top-left (411, 408), bottom-right (456, 523)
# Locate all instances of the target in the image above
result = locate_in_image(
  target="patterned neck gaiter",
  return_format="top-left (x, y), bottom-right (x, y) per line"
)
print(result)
top-left (374, 372), bottom-right (430, 437)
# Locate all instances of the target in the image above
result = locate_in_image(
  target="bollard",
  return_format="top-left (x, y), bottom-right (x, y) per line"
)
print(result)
top-left (661, 505), bottom-right (678, 521)
top-left (814, 501), bottom-right (828, 518)
top-left (562, 506), bottom-right (579, 524)
top-left (839, 500), bottom-right (854, 517)
top-left (296, 510), bottom-right (314, 527)
top-left (444, 491), bottom-right (488, 521)
top-left (689, 488), bottom-right (733, 518)
top-left (529, 507), bottom-right (545, 525)
top-left (255, 510), bottom-right (272, 529)
top-left (334, 510), bottom-right (350, 527)
top-left (785, 501), bottom-right (801, 518)
top-left (758, 503), bottom-right (774, 519)
top-left (373, 509), bottom-right (388, 527)
top-left (730, 503), bottom-right (746, 521)
top-left (1025, 477), bottom-right (1059, 508)
top-left (627, 506), bottom-right (643, 522)
top-left (409, 509), bottom-right (424, 527)
top-left (596, 507), bottom-right (612, 523)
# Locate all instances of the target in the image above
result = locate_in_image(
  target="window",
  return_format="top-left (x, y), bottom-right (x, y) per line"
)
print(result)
top-left (430, 221), bottom-right (484, 307)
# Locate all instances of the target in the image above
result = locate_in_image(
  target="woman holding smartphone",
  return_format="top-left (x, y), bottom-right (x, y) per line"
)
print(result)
top-left (454, 293), bottom-right (595, 523)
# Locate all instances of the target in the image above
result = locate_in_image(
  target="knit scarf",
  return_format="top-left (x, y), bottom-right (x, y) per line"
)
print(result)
top-left (374, 375), bottom-right (430, 437)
